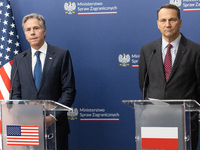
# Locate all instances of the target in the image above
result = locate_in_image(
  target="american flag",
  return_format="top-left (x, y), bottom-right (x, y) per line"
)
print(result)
top-left (7, 125), bottom-right (39, 146)
top-left (0, 0), bottom-right (21, 100)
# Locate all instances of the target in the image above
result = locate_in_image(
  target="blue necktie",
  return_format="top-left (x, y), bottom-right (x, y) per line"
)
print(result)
top-left (34, 51), bottom-right (42, 90)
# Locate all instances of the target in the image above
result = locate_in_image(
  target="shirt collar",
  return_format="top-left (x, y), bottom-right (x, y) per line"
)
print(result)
top-left (31, 42), bottom-right (47, 57)
top-left (162, 34), bottom-right (182, 50)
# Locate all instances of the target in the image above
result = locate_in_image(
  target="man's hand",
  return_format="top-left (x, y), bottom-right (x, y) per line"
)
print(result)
top-left (46, 115), bottom-right (56, 129)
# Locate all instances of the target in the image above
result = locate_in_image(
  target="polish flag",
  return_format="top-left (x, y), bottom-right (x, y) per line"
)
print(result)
top-left (141, 127), bottom-right (178, 149)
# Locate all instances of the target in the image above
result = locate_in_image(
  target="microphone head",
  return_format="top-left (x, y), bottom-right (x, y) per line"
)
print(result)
top-left (23, 52), bottom-right (27, 57)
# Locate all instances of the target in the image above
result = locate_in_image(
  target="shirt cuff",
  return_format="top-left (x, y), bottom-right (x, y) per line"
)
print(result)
top-left (49, 114), bottom-right (57, 121)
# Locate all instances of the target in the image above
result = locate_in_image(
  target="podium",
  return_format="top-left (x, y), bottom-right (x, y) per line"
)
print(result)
top-left (0, 100), bottom-right (72, 150)
top-left (122, 99), bottom-right (200, 150)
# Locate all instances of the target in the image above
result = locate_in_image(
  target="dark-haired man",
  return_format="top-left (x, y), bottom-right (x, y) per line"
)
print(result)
top-left (139, 4), bottom-right (200, 149)
top-left (11, 13), bottom-right (76, 150)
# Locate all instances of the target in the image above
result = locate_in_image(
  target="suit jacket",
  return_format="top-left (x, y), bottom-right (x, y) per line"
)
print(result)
top-left (11, 43), bottom-right (76, 136)
top-left (139, 34), bottom-right (200, 102)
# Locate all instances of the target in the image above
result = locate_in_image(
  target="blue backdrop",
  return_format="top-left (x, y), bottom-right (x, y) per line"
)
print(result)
top-left (10, 0), bottom-right (200, 149)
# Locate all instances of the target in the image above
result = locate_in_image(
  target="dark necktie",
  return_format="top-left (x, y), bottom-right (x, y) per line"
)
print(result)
top-left (34, 51), bottom-right (42, 90)
top-left (164, 44), bottom-right (172, 82)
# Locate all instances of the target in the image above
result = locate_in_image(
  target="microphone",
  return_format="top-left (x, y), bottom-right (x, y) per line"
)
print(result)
top-left (9, 52), bottom-right (27, 100)
top-left (142, 49), bottom-right (156, 100)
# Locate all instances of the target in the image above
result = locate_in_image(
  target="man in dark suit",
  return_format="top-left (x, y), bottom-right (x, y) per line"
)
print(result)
top-left (138, 4), bottom-right (200, 150)
top-left (11, 13), bottom-right (76, 150)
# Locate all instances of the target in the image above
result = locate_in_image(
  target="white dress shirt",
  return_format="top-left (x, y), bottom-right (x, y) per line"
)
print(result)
top-left (31, 42), bottom-right (47, 76)
top-left (162, 34), bottom-right (181, 66)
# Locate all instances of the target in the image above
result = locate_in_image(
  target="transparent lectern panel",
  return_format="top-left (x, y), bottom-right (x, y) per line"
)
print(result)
top-left (0, 100), bottom-right (72, 111)
top-left (122, 100), bottom-right (200, 150)
top-left (122, 99), bottom-right (200, 112)
top-left (2, 104), bottom-right (44, 150)
top-left (0, 100), bottom-right (72, 150)
top-left (45, 109), bottom-right (57, 150)
top-left (23, 100), bottom-right (72, 111)
top-left (134, 104), bottom-right (186, 150)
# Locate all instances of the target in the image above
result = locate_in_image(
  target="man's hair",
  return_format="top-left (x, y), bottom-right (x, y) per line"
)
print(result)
top-left (157, 4), bottom-right (181, 20)
top-left (22, 13), bottom-right (46, 31)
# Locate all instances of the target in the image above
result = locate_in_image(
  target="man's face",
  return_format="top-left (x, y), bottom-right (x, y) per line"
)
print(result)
top-left (157, 8), bottom-right (182, 43)
top-left (24, 18), bottom-right (46, 50)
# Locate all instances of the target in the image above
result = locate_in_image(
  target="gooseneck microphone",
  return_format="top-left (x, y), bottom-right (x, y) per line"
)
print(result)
top-left (9, 52), bottom-right (27, 100)
top-left (142, 49), bottom-right (156, 100)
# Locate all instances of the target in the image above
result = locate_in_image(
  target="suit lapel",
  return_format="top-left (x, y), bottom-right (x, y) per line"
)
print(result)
top-left (168, 35), bottom-right (187, 82)
top-left (154, 38), bottom-right (166, 81)
top-left (24, 49), bottom-right (37, 89)
top-left (38, 44), bottom-right (55, 91)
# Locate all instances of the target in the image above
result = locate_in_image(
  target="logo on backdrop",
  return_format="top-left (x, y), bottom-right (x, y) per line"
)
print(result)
top-left (118, 53), bottom-right (139, 67)
top-left (64, 1), bottom-right (118, 15)
top-left (68, 107), bottom-right (120, 121)
top-left (118, 53), bottom-right (130, 67)
top-left (64, 1), bottom-right (76, 14)
top-left (170, 0), bottom-right (200, 11)
top-left (67, 108), bottom-right (78, 120)
top-left (170, 0), bottom-right (182, 7)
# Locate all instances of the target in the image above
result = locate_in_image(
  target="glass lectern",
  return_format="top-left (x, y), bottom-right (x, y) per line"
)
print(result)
top-left (122, 99), bottom-right (200, 150)
top-left (0, 100), bottom-right (72, 150)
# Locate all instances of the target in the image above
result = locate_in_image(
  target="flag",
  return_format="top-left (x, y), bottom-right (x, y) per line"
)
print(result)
top-left (0, 0), bottom-right (21, 100)
top-left (141, 127), bottom-right (178, 149)
top-left (6, 125), bottom-right (39, 146)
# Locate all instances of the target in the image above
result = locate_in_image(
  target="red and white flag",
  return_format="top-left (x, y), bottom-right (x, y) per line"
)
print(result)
top-left (141, 127), bottom-right (178, 149)
top-left (0, 0), bottom-right (21, 100)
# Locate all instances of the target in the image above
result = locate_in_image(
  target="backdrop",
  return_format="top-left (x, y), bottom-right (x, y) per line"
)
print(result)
top-left (10, 0), bottom-right (200, 149)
